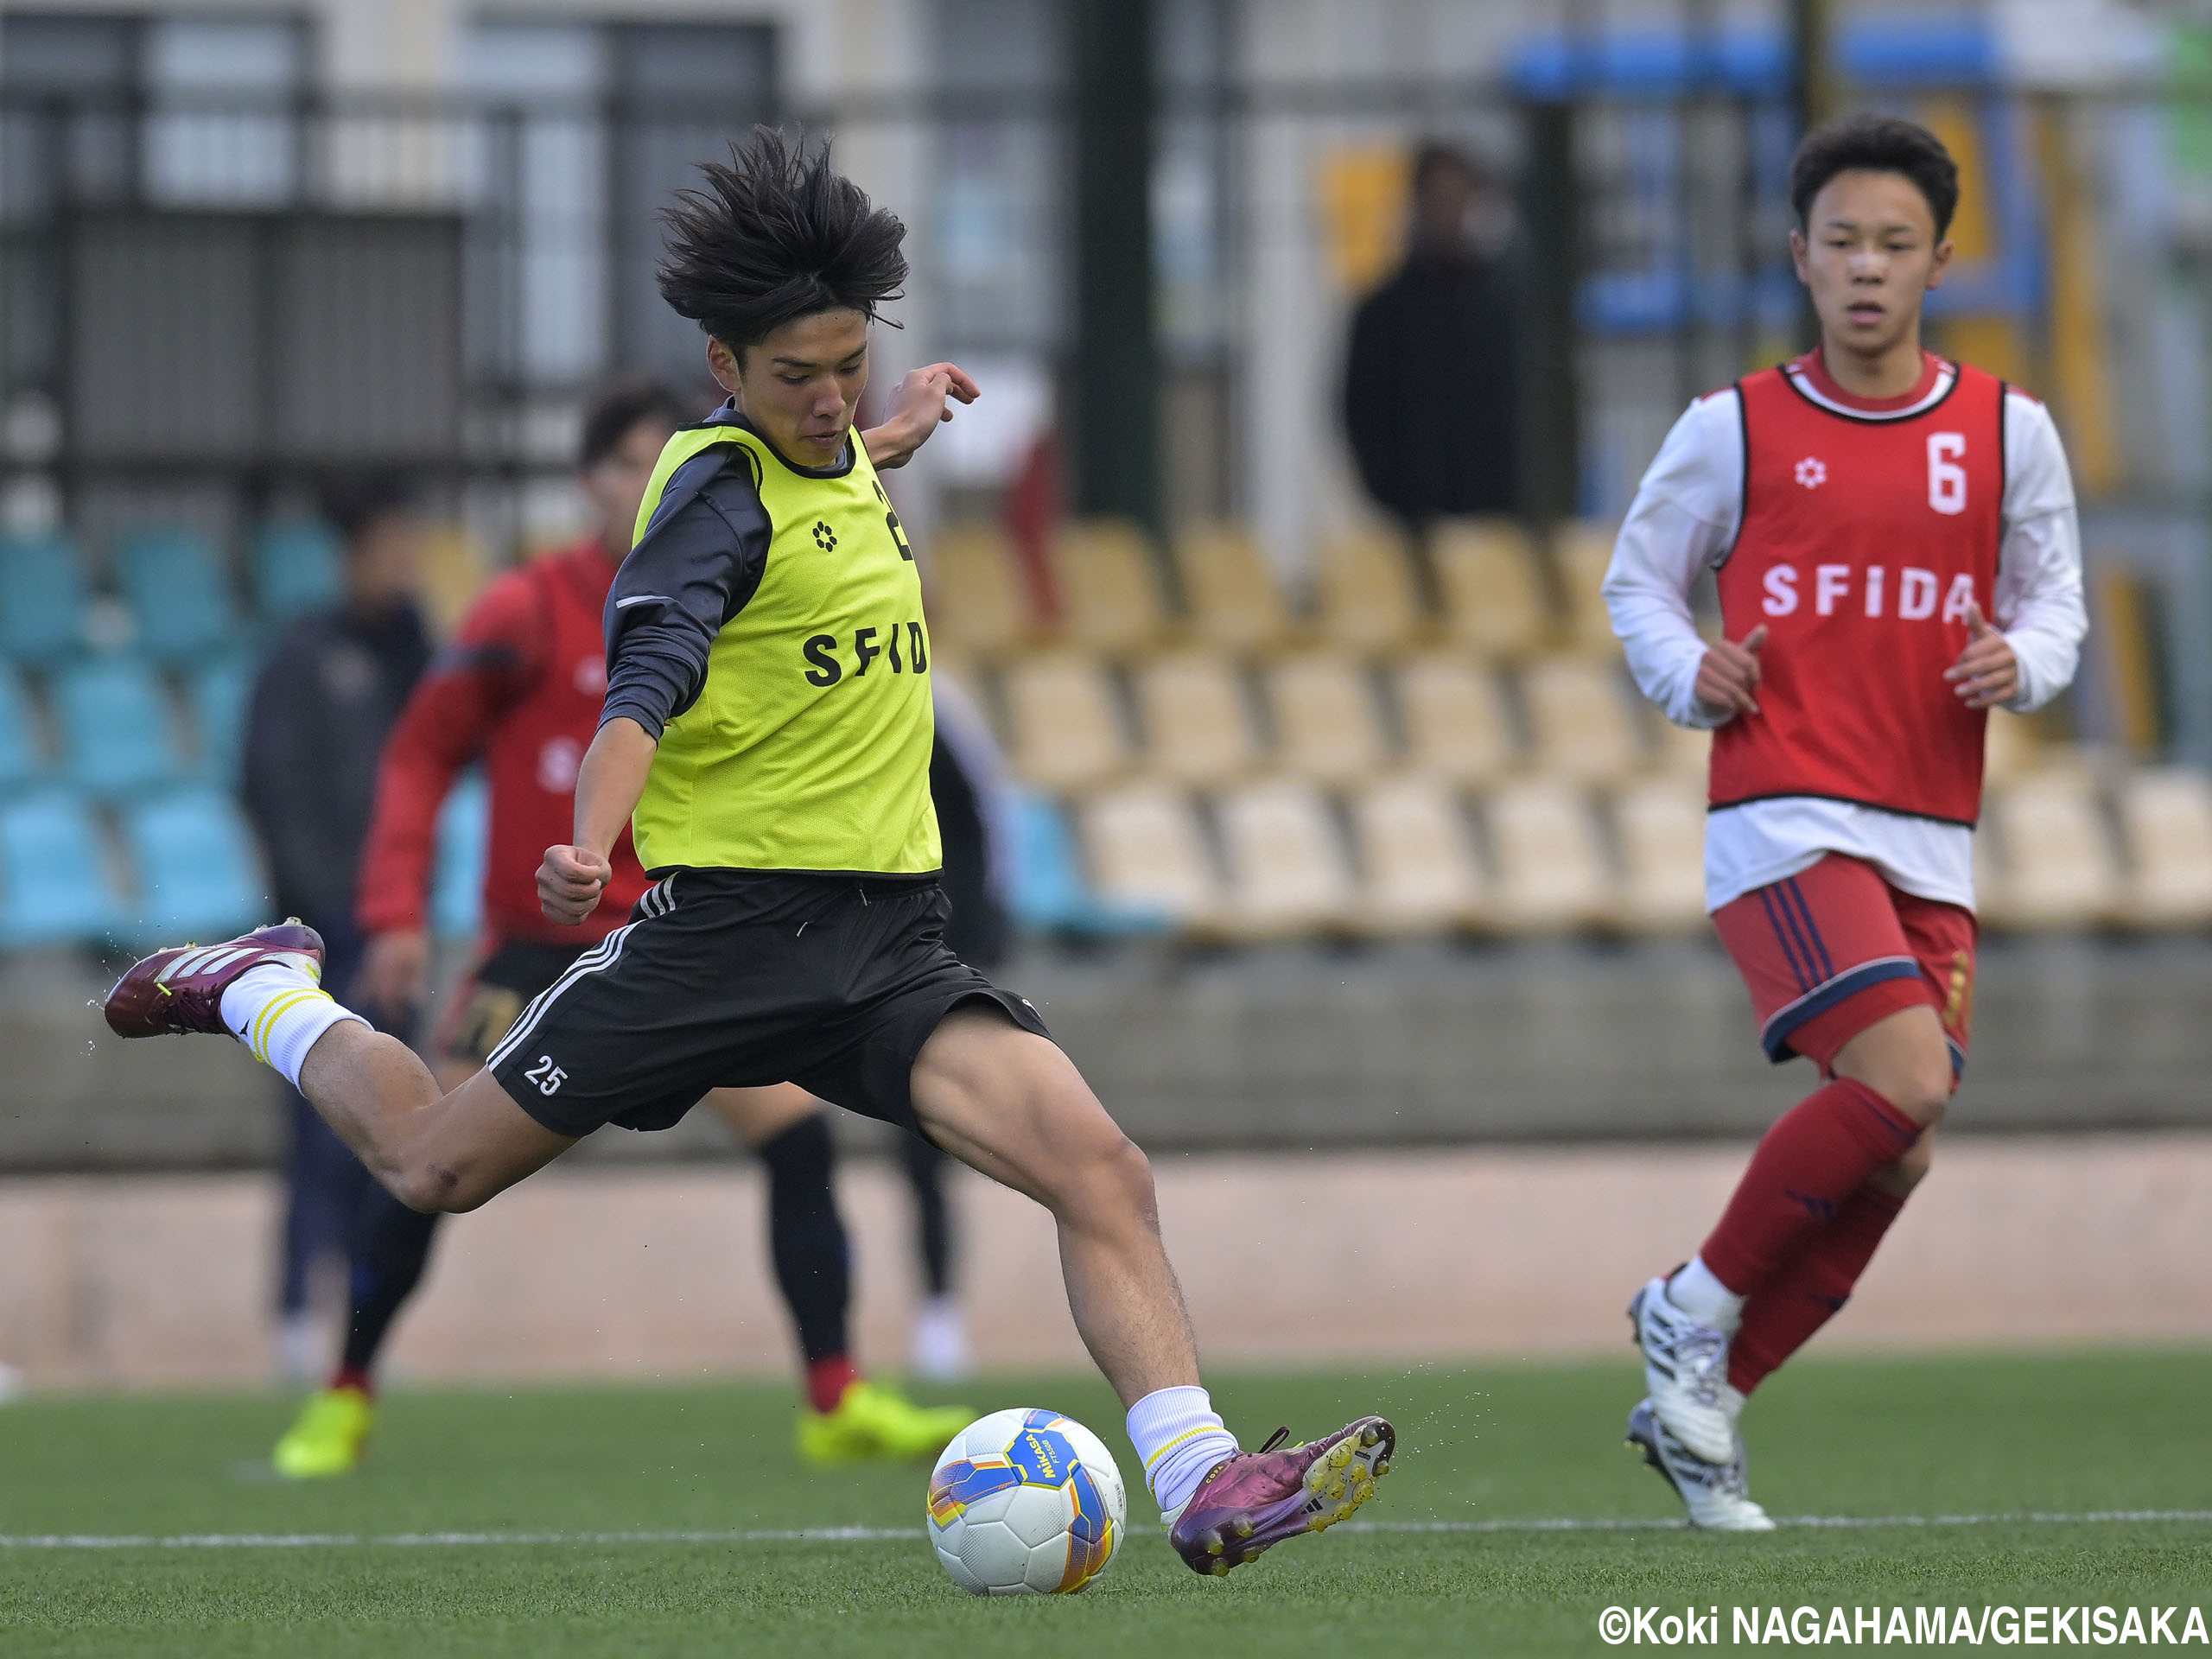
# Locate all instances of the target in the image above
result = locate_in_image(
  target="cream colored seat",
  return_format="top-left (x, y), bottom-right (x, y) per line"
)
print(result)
top-left (1483, 779), bottom-right (1613, 932)
top-left (1982, 772), bottom-right (2119, 929)
top-left (924, 522), bottom-right (1030, 658)
top-left (1265, 652), bottom-right (1389, 785)
top-left (1522, 656), bottom-right (1645, 782)
top-left (1982, 708), bottom-right (2041, 785)
top-left (1078, 781), bottom-right (1218, 928)
top-left (1349, 774), bottom-right (1486, 936)
top-left (1214, 778), bottom-right (1353, 938)
top-left (1395, 653), bottom-right (1516, 785)
top-left (1051, 518), bottom-right (1167, 654)
top-left (1611, 774), bottom-right (1709, 934)
top-left (1432, 517), bottom-right (1548, 660)
top-left (999, 651), bottom-right (1128, 791)
top-left (1175, 521), bottom-right (1290, 652)
top-left (1650, 715), bottom-right (1711, 778)
top-left (1554, 520), bottom-right (1624, 656)
top-left (1132, 648), bottom-right (1259, 785)
top-left (2115, 766), bottom-right (2212, 927)
top-left (1317, 525), bottom-right (1422, 651)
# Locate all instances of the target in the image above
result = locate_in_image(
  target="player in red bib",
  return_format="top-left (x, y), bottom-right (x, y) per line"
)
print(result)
top-left (270, 380), bottom-right (976, 1478)
top-left (1603, 116), bottom-right (2087, 1527)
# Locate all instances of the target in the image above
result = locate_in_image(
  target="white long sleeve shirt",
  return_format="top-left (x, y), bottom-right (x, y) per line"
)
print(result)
top-left (1603, 375), bottom-right (2088, 912)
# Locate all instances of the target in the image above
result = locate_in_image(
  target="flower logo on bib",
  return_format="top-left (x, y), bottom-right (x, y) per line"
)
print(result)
top-left (1794, 456), bottom-right (1827, 489)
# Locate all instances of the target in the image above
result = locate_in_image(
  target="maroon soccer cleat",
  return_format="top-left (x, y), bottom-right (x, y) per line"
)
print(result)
top-left (103, 921), bottom-right (326, 1039)
top-left (1166, 1416), bottom-right (1395, 1576)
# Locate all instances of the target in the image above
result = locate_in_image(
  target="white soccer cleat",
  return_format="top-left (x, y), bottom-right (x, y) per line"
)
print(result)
top-left (1629, 1274), bottom-right (1738, 1465)
top-left (1626, 1400), bottom-right (1776, 1532)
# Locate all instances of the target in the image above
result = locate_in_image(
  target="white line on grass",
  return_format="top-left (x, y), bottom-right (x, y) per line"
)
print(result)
top-left (2, 1512), bottom-right (2206, 1549)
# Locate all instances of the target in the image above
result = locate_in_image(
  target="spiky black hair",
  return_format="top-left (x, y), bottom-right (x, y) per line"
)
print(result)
top-left (1790, 114), bottom-right (1961, 240)
top-left (656, 126), bottom-right (907, 357)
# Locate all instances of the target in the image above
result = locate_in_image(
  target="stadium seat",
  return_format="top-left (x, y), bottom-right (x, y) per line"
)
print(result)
top-left (251, 519), bottom-right (345, 624)
top-left (1553, 520), bottom-right (1622, 655)
top-left (0, 787), bottom-right (124, 947)
top-left (1006, 789), bottom-right (1172, 936)
top-left (130, 804), bottom-right (262, 945)
top-left (114, 527), bottom-right (241, 664)
top-left (1394, 654), bottom-right (1516, 785)
top-left (2113, 766), bottom-right (2212, 928)
top-left (1981, 772), bottom-right (2120, 930)
top-left (998, 651), bottom-right (1129, 791)
top-left (1265, 652), bottom-right (1389, 785)
top-left (1982, 709), bottom-right (2041, 784)
top-left (1317, 525), bottom-right (1423, 651)
top-left (1649, 712), bottom-right (1711, 778)
top-left (0, 665), bottom-right (46, 793)
top-left (1050, 519), bottom-right (1168, 654)
top-left (924, 522), bottom-right (1031, 658)
top-left (54, 654), bottom-right (185, 798)
top-left (118, 785), bottom-right (270, 948)
top-left (430, 769), bottom-right (490, 940)
top-left (1348, 774), bottom-right (1486, 936)
top-left (1432, 518), bottom-right (1549, 659)
top-left (1611, 775), bottom-right (1709, 934)
top-left (1077, 780), bottom-right (1218, 929)
top-left (0, 533), bottom-right (90, 665)
top-left (1132, 648), bottom-right (1259, 785)
top-left (1522, 656), bottom-right (1645, 782)
top-left (1214, 778), bottom-right (1354, 938)
top-left (187, 652), bottom-right (255, 784)
top-left (1174, 521), bottom-right (1289, 652)
top-left (1482, 779), bottom-right (1614, 932)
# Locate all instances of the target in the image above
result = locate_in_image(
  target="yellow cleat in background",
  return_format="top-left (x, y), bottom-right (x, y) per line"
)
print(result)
top-left (797, 1380), bottom-right (970, 1465)
top-left (272, 1385), bottom-right (374, 1478)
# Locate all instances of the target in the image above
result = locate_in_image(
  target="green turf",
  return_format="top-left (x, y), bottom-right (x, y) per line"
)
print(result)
top-left (2, 1352), bottom-right (2207, 1656)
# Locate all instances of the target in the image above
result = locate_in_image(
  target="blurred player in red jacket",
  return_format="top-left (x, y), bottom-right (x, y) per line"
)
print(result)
top-left (270, 381), bottom-right (973, 1477)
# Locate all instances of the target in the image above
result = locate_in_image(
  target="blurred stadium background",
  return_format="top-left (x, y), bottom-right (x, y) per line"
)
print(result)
top-left (1, 0), bottom-right (2209, 1389)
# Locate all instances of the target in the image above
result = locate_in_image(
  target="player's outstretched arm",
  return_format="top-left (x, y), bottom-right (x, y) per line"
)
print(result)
top-left (539, 716), bottom-right (658, 925)
top-left (861, 362), bottom-right (979, 469)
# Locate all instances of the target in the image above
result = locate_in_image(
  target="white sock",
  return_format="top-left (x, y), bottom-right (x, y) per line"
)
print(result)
top-left (1126, 1385), bottom-right (1241, 1518)
top-left (219, 963), bottom-right (367, 1090)
top-left (1667, 1255), bottom-right (1746, 1336)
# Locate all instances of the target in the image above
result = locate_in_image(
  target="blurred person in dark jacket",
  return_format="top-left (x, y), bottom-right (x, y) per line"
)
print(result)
top-left (242, 472), bottom-right (431, 1381)
top-left (1342, 143), bottom-right (1521, 529)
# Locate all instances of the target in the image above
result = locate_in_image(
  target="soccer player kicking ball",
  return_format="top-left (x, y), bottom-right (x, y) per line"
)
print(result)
top-left (105, 128), bottom-right (1393, 1573)
top-left (1603, 114), bottom-right (2086, 1528)
top-left (270, 382), bottom-right (971, 1478)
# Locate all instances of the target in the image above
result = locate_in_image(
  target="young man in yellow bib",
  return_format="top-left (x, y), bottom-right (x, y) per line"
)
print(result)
top-left (105, 129), bottom-right (1395, 1574)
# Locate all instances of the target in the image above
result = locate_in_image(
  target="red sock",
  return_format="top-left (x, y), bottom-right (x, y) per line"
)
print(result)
top-left (805, 1354), bottom-right (861, 1415)
top-left (1729, 1185), bottom-right (1905, 1395)
top-left (330, 1366), bottom-right (374, 1397)
top-left (1699, 1077), bottom-right (1920, 1297)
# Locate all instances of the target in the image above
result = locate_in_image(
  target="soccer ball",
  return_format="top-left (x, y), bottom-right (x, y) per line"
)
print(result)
top-left (926, 1408), bottom-right (1126, 1595)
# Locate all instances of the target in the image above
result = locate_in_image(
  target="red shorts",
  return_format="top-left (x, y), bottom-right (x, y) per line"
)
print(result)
top-left (1712, 853), bottom-right (1977, 1076)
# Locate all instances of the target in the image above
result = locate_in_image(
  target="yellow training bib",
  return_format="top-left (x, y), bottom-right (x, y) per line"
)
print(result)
top-left (626, 419), bottom-right (940, 875)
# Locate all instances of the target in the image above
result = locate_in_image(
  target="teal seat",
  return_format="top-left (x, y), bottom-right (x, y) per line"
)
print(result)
top-left (1008, 788), bottom-right (1170, 938)
top-left (54, 655), bottom-right (184, 799)
top-left (0, 667), bottom-right (44, 793)
top-left (0, 788), bottom-right (124, 947)
top-left (118, 785), bottom-right (269, 948)
top-left (251, 520), bottom-right (344, 624)
top-left (430, 769), bottom-right (489, 940)
top-left (0, 534), bottom-right (88, 665)
top-left (114, 527), bottom-right (240, 664)
top-left (188, 651), bottom-right (256, 785)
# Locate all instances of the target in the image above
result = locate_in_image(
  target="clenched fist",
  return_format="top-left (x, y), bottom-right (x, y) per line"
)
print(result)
top-left (538, 844), bottom-right (612, 926)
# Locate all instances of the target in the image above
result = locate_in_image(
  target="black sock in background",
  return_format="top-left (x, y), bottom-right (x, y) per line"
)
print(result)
top-left (340, 1186), bottom-right (443, 1378)
top-left (899, 1130), bottom-right (955, 1298)
top-left (757, 1113), bottom-right (851, 1363)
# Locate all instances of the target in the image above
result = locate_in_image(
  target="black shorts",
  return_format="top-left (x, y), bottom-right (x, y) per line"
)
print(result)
top-left (483, 869), bottom-right (1050, 1139)
top-left (437, 939), bottom-right (588, 1067)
